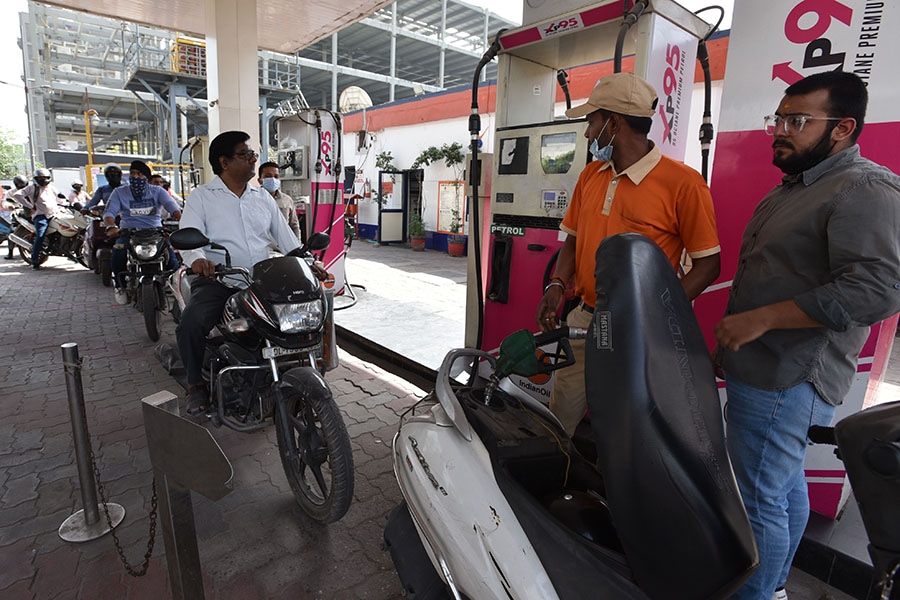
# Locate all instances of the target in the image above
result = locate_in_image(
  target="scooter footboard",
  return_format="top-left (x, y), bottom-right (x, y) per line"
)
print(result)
top-left (585, 234), bottom-right (757, 600)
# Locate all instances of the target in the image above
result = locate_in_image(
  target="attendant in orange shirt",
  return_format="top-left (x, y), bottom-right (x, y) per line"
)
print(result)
top-left (536, 72), bottom-right (721, 435)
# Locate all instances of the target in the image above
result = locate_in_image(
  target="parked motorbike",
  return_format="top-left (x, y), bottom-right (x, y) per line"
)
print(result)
top-left (809, 404), bottom-right (900, 598)
top-left (384, 233), bottom-right (758, 600)
top-left (168, 227), bottom-right (354, 524)
top-left (117, 226), bottom-right (177, 342)
top-left (81, 208), bottom-right (116, 286)
top-left (8, 203), bottom-right (89, 267)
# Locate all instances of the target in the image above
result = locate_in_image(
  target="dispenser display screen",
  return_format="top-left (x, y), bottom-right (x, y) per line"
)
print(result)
top-left (540, 132), bottom-right (577, 174)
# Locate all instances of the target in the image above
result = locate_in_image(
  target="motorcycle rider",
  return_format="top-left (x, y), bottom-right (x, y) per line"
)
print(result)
top-left (14, 168), bottom-right (61, 271)
top-left (103, 160), bottom-right (182, 305)
top-left (2, 175), bottom-right (28, 259)
top-left (83, 163), bottom-right (124, 213)
top-left (67, 180), bottom-right (90, 206)
top-left (176, 130), bottom-right (301, 414)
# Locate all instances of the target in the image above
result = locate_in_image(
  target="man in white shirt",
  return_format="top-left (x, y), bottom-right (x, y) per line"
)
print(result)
top-left (176, 130), bottom-right (301, 414)
top-left (14, 169), bottom-right (61, 270)
top-left (67, 181), bottom-right (90, 205)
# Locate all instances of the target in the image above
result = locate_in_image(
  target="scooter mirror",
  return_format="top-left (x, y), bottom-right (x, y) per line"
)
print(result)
top-left (169, 227), bottom-right (210, 251)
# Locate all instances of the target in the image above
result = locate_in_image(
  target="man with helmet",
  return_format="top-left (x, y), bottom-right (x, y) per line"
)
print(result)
top-left (103, 160), bottom-right (181, 304)
top-left (13, 168), bottom-right (61, 270)
top-left (67, 180), bottom-right (90, 205)
top-left (83, 163), bottom-right (124, 213)
top-left (2, 175), bottom-right (28, 259)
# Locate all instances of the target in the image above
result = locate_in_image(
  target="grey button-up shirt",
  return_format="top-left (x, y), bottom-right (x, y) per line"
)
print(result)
top-left (720, 146), bottom-right (900, 406)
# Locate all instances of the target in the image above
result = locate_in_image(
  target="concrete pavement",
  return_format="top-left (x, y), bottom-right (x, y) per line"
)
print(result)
top-left (0, 253), bottom-right (418, 599)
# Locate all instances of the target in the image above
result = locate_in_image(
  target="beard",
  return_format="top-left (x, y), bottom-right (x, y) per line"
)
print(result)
top-left (772, 129), bottom-right (836, 175)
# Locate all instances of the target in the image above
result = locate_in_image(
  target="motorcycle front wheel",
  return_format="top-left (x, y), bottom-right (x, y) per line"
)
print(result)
top-left (100, 258), bottom-right (112, 287)
top-left (274, 367), bottom-right (354, 523)
top-left (141, 282), bottom-right (162, 342)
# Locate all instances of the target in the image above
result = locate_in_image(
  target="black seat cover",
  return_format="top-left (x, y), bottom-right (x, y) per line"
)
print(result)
top-left (585, 233), bottom-right (757, 599)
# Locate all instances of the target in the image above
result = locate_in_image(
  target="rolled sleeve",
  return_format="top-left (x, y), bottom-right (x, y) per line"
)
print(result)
top-left (794, 177), bottom-right (900, 330)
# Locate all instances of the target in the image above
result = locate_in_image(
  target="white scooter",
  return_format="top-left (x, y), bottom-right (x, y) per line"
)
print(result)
top-left (8, 202), bottom-right (89, 267)
top-left (385, 233), bottom-right (759, 600)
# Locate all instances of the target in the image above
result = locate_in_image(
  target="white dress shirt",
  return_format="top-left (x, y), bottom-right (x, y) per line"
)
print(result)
top-left (180, 176), bottom-right (301, 282)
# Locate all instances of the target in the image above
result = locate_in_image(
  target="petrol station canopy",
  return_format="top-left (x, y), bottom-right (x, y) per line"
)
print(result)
top-left (38, 0), bottom-right (397, 54)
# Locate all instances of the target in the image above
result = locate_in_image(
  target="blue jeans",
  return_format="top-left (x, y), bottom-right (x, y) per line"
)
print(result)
top-left (724, 377), bottom-right (835, 599)
top-left (31, 214), bottom-right (49, 265)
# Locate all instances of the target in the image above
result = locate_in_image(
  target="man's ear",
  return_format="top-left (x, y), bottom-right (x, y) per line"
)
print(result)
top-left (832, 117), bottom-right (857, 143)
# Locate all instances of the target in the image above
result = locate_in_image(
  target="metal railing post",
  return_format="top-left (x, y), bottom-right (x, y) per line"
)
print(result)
top-left (58, 342), bottom-right (126, 542)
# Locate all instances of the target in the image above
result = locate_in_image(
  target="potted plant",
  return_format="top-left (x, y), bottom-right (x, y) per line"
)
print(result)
top-left (447, 207), bottom-right (466, 257)
top-left (408, 212), bottom-right (426, 251)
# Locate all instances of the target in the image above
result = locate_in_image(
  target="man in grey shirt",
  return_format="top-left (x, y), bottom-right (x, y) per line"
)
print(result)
top-left (258, 160), bottom-right (301, 240)
top-left (715, 71), bottom-right (900, 599)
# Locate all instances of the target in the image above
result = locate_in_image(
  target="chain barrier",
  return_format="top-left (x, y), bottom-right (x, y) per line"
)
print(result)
top-left (73, 354), bottom-right (160, 576)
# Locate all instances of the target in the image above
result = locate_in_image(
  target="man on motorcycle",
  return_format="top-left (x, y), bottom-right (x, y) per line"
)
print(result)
top-left (2, 175), bottom-right (28, 260)
top-left (13, 168), bottom-right (61, 271)
top-left (176, 130), bottom-right (302, 414)
top-left (103, 160), bottom-right (182, 305)
top-left (83, 163), bottom-right (124, 213)
top-left (67, 181), bottom-right (90, 205)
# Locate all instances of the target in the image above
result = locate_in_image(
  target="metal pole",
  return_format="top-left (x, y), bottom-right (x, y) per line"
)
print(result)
top-left (58, 342), bottom-right (125, 542)
top-left (62, 342), bottom-right (100, 525)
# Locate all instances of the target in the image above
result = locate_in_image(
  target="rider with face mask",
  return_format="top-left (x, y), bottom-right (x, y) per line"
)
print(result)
top-left (258, 161), bottom-right (301, 239)
top-left (103, 160), bottom-right (182, 305)
top-left (83, 163), bottom-right (124, 213)
top-left (535, 72), bottom-right (722, 436)
top-left (13, 168), bottom-right (61, 270)
top-left (2, 175), bottom-right (28, 259)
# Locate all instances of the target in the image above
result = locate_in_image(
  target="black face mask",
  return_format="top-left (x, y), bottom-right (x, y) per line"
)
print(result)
top-left (34, 178), bottom-right (51, 187)
top-left (773, 126), bottom-right (837, 175)
top-left (107, 174), bottom-right (122, 187)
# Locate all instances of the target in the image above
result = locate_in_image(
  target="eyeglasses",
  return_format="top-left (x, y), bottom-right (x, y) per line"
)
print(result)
top-left (763, 114), bottom-right (842, 136)
top-left (232, 149), bottom-right (259, 161)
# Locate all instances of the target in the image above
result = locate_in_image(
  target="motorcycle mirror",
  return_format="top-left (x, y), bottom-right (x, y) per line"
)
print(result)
top-left (169, 227), bottom-right (210, 251)
top-left (307, 232), bottom-right (331, 252)
top-left (71, 202), bottom-right (83, 211)
top-left (57, 193), bottom-right (66, 199)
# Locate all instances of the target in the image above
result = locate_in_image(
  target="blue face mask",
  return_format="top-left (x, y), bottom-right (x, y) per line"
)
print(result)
top-left (261, 177), bottom-right (281, 193)
top-left (589, 118), bottom-right (615, 162)
top-left (129, 177), bottom-right (148, 198)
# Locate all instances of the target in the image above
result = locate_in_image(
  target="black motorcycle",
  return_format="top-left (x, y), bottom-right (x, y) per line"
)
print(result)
top-left (168, 227), bottom-right (354, 524)
top-left (81, 208), bottom-right (116, 286)
top-left (118, 227), bottom-right (177, 342)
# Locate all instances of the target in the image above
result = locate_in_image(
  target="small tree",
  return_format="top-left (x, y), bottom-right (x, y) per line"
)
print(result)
top-left (0, 130), bottom-right (28, 179)
top-left (411, 142), bottom-right (465, 234)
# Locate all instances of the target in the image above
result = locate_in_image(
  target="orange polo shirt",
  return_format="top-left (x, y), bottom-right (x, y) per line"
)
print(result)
top-left (560, 144), bottom-right (720, 307)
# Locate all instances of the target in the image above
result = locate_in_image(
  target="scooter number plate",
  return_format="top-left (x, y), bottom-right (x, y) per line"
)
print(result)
top-left (262, 345), bottom-right (302, 359)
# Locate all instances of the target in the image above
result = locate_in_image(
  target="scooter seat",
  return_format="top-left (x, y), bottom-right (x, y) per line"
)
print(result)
top-left (585, 233), bottom-right (757, 600)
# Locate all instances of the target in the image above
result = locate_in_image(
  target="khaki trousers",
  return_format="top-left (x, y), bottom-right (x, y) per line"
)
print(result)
top-left (548, 304), bottom-right (593, 435)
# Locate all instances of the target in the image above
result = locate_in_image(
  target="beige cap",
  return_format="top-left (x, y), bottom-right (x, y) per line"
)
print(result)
top-left (565, 72), bottom-right (659, 119)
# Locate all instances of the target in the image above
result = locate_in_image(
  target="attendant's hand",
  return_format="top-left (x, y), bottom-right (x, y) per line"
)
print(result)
top-left (536, 286), bottom-right (564, 333)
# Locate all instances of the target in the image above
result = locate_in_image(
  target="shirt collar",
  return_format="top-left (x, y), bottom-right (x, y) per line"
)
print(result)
top-left (782, 145), bottom-right (860, 186)
top-left (597, 141), bottom-right (662, 184)
top-left (211, 175), bottom-right (259, 198)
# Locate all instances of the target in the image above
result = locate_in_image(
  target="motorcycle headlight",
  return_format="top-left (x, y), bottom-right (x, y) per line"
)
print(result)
top-left (272, 300), bottom-right (324, 333)
top-left (131, 242), bottom-right (160, 260)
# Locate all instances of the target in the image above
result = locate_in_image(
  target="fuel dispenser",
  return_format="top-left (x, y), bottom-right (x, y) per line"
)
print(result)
top-left (476, 0), bottom-right (711, 383)
top-left (276, 109), bottom-right (346, 293)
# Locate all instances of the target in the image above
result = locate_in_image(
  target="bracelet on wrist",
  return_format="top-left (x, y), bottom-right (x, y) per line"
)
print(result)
top-left (543, 280), bottom-right (566, 294)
